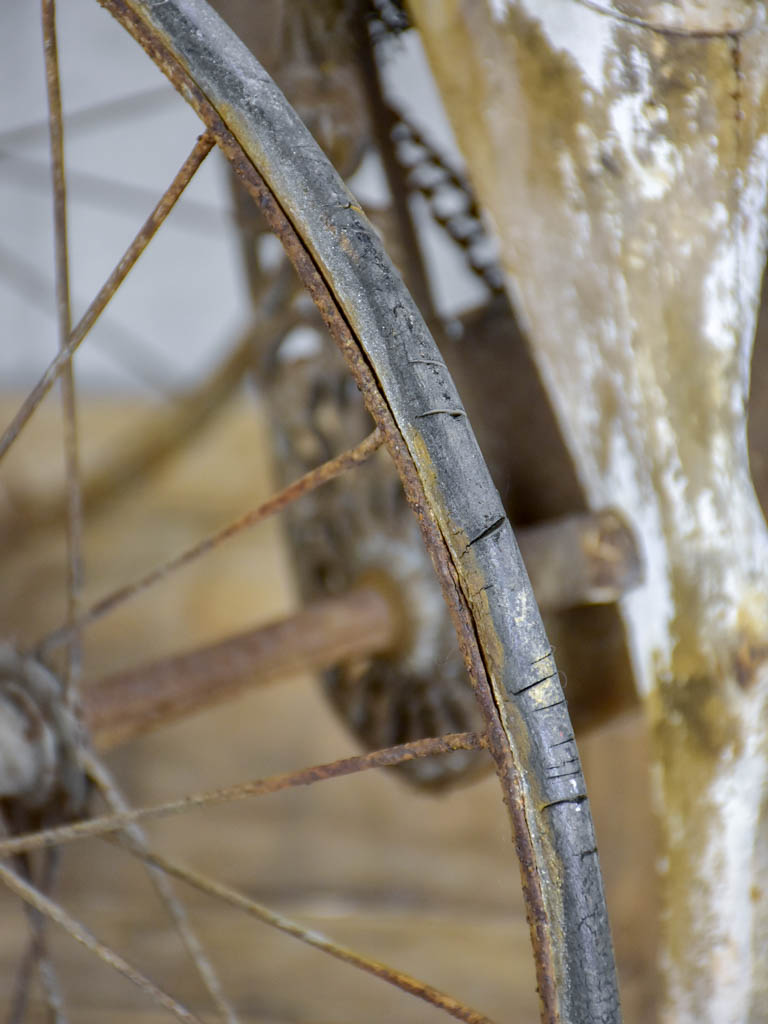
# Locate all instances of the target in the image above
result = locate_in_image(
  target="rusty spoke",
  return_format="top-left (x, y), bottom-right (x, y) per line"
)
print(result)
top-left (0, 240), bottom-right (179, 394)
top-left (84, 586), bottom-right (398, 750)
top-left (0, 862), bottom-right (202, 1024)
top-left (2, 326), bottom-right (255, 546)
top-left (42, 0), bottom-right (84, 694)
top-left (6, 848), bottom-right (67, 1024)
top-left (0, 733), bottom-right (485, 859)
top-left (37, 427), bottom-right (384, 656)
top-left (0, 131), bottom-right (214, 462)
top-left (0, 288), bottom-right (301, 549)
top-left (83, 751), bottom-right (239, 1024)
top-left (114, 842), bottom-right (497, 1024)
top-left (0, 150), bottom-right (231, 236)
top-left (72, 511), bottom-right (637, 751)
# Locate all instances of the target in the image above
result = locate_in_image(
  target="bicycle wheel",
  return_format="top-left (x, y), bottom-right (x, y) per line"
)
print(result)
top-left (0, 1), bottom-right (620, 1021)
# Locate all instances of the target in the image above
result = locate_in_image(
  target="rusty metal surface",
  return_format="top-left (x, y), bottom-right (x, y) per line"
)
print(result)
top-left (0, 132), bottom-right (214, 462)
top-left (0, 731), bottom-right (487, 859)
top-left (132, 846), bottom-right (498, 1024)
top-left (80, 508), bottom-right (641, 752)
top-left (84, 585), bottom-right (397, 749)
top-left (39, 428), bottom-right (383, 655)
top-left (95, 1), bottom-right (621, 1020)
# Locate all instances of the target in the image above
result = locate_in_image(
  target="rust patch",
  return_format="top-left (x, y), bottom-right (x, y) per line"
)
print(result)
top-left (732, 636), bottom-right (768, 688)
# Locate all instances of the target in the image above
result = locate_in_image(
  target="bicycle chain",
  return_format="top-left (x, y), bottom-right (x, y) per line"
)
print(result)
top-left (366, 1), bottom-right (505, 296)
top-left (367, 0), bottom-right (410, 36)
top-left (388, 109), bottom-right (506, 296)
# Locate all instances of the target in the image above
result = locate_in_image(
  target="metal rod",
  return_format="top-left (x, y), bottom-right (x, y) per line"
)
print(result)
top-left (0, 732), bottom-right (486, 857)
top-left (82, 509), bottom-right (639, 751)
top-left (84, 584), bottom-right (397, 749)
top-left (42, 0), bottom-right (84, 696)
top-left (37, 428), bottom-right (383, 657)
top-left (517, 507), bottom-right (642, 612)
top-left (0, 132), bottom-right (214, 462)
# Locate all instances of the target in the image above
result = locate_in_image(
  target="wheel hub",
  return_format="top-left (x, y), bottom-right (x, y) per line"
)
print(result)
top-left (0, 645), bottom-right (88, 831)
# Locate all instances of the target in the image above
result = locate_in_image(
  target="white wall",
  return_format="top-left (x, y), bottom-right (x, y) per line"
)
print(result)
top-left (0, 0), bottom-right (250, 394)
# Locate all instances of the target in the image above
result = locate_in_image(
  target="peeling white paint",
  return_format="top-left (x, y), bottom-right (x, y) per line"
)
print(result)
top-left (607, 46), bottom-right (681, 201)
top-left (491, 0), bottom-right (616, 94)
top-left (703, 202), bottom-right (738, 355)
top-left (487, 0), bottom-right (509, 22)
top-left (558, 152), bottom-right (596, 264)
top-left (648, 1), bottom-right (755, 33)
top-left (687, 689), bottom-right (768, 1024)
top-left (694, 490), bottom-right (720, 545)
top-left (736, 133), bottom-right (768, 391)
top-left (604, 428), bottom-right (675, 694)
top-left (542, 58), bottom-right (768, 691)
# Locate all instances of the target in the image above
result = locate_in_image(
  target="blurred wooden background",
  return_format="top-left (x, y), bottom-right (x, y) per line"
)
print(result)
top-left (0, 393), bottom-right (657, 1022)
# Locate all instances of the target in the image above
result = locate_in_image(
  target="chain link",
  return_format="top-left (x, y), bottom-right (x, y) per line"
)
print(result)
top-left (389, 109), bottom-right (506, 294)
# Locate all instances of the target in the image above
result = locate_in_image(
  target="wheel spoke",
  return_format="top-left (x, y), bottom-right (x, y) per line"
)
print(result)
top-left (115, 842), bottom-right (496, 1024)
top-left (0, 322), bottom-right (266, 548)
top-left (0, 240), bottom-right (181, 394)
top-left (0, 243), bottom-right (300, 540)
top-left (78, 509), bottom-right (640, 749)
top-left (6, 849), bottom-right (67, 1024)
top-left (42, 0), bottom-right (84, 693)
top-left (0, 733), bottom-right (485, 858)
top-left (37, 427), bottom-right (384, 655)
top-left (84, 586), bottom-right (398, 750)
top-left (0, 131), bottom-right (215, 462)
top-left (0, 861), bottom-right (203, 1024)
top-left (83, 751), bottom-right (239, 1024)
